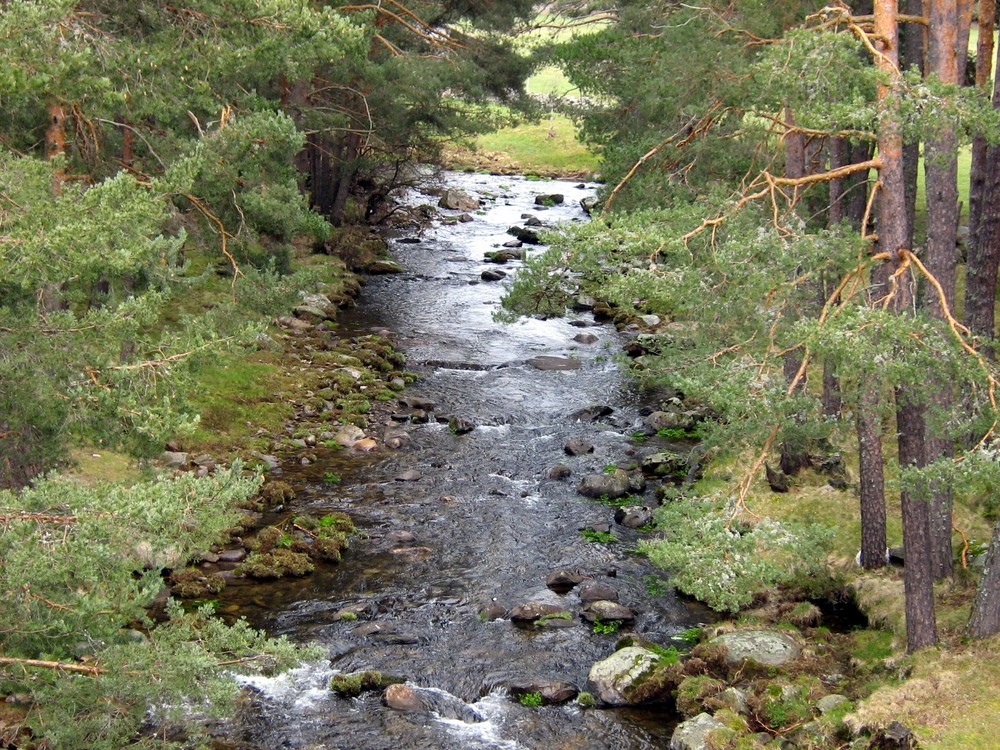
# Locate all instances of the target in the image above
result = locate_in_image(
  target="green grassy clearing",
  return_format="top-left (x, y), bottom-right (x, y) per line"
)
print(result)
top-left (472, 113), bottom-right (599, 175)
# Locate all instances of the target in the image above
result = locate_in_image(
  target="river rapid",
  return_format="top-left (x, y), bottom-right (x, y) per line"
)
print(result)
top-left (218, 171), bottom-right (710, 750)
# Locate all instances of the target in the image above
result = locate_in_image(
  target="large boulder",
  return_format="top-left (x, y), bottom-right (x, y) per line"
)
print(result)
top-left (578, 469), bottom-right (631, 500)
top-left (587, 646), bottom-right (677, 705)
top-left (711, 630), bottom-right (801, 666)
top-left (438, 189), bottom-right (480, 211)
top-left (669, 713), bottom-right (728, 750)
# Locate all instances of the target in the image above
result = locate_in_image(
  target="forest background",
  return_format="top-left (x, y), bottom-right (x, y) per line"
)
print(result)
top-left (3, 1), bottom-right (1000, 748)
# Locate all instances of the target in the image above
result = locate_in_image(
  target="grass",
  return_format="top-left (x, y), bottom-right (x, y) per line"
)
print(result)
top-left (66, 448), bottom-right (149, 486)
top-left (468, 113), bottom-right (600, 177)
top-left (183, 352), bottom-right (295, 453)
top-left (851, 635), bottom-right (1000, 750)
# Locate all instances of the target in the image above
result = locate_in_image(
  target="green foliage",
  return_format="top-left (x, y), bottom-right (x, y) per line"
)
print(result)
top-left (580, 528), bottom-right (616, 543)
top-left (0, 469), bottom-right (316, 749)
top-left (592, 618), bottom-right (622, 635)
top-left (518, 691), bottom-right (544, 707)
top-left (166, 111), bottom-right (331, 269)
top-left (640, 498), bottom-right (833, 613)
top-left (0, 467), bottom-right (257, 656)
top-left (643, 574), bottom-right (670, 596)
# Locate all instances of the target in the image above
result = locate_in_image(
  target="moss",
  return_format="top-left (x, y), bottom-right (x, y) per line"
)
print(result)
top-left (236, 549), bottom-right (314, 578)
top-left (248, 526), bottom-right (283, 553)
top-left (309, 536), bottom-right (345, 562)
top-left (169, 567), bottom-right (227, 598)
top-left (576, 691), bottom-right (596, 708)
top-left (537, 611), bottom-right (573, 623)
top-left (329, 670), bottom-right (404, 698)
top-left (676, 675), bottom-right (726, 718)
top-left (257, 480), bottom-right (295, 508)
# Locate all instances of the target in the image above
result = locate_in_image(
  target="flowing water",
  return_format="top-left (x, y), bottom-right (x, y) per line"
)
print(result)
top-left (219, 171), bottom-right (710, 749)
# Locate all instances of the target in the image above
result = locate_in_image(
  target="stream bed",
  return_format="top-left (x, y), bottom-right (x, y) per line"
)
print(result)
top-left (219, 171), bottom-right (710, 749)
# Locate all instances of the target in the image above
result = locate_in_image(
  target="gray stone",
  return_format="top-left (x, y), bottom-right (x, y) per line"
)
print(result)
top-left (578, 580), bottom-right (619, 603)
top-left (639, 314), bottom-right (662, 327)
top-left (458, 212), bottom-right (474, 222)
top-left (669, 713), bottom-right (728, 750)
top-left (508, 679), bottom-right (578, 705)
top-left (362, 260), bottom-right (404, 275)
top-left (399, 395), bottom-right (435, 411)
top-left (564, 438), bottom-right (594, 456)
top-left (712, 630), bottom-right (801, 666)
top-left (162, 451), bottom-right (189, 468)
top-left (448, 416), bottom-right (476, 434)
top-left (578, 469), bottom-right (631, 499)
top-left (546, 569), bottom-right (585, 593)
top-left (438, 189), bottom-right (480, 212)
top-left (645, 410), bottom-right (694, 432)
top-left (479, 603), bottom-right (507, 621)
top-left (574, 332), bottom-right (599, 344)
top-left (641, 451), bottom-right (688, 477)
top-left (509, 602), bottom-right (571, 624)
top-left (395, 470), bottom-right (422, 482)
top-left (481, 269), bottom-right (507, 281)
top-left (524, 216), bottom-right (544, 226)
top-left (333, 424), bottom-right (366, 447)
top-left (508, 226), bottom-right (541, 244)
top-left (717, 687), bottom-right (750, 716)
top-left (614, 505), bottom-right (654, 529)
top-left (534, 193), bottom-right (564, 206)
top-left (384, 684), bottom-right (483, 723)
top-left (581, 600), bottom-right (634, 623)
top-left (816, 693), bottom-right (851, 714)
top-left (527, 355), bottom-right (581, 370)
top-left (548, 463), bottom-right (572, 479)
top-left (502, 239), bottom-right (523, 248)
top-left (580, 195), bottom-right (600, 215)
top-left (587, 646), bottom-right (662, 706)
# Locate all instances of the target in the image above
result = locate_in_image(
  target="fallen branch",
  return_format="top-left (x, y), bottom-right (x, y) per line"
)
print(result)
top-left (0, 656), bottom-right (105, 676)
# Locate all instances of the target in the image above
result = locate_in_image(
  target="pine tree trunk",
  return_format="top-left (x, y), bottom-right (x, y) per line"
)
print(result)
top-left (967, 32), bottom-right (1000, 352)
top-left (956, 0), bottom-right (974, 84)
top-left (901, 0), bottom-right (925, 249)
top-left (780, 108), bottom-right (810, 476)
top-left (968, 513), bottom-right (1000, 637)
top-left (875, 0), bottom-right (937, 652)
top-left (968, 0), bottom-right (995, 242)
top-left (922, 0), bottom-right (960, 580)
top-left (857, 382), bottom-right (886, 568)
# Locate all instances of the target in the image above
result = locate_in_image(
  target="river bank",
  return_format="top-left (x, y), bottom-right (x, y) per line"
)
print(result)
top-left (131, 168), bottom-right (999, 750)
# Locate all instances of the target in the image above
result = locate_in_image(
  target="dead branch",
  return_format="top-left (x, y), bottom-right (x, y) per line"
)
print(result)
top-left (182, 194), bottom-right (241, 283)
top-left (604, 106), bottom-right (724, 213)
top-left (0, 656), bottom-right (105, 676)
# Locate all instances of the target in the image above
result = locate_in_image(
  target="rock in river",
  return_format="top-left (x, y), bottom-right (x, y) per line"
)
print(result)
top-left (588, 646), bottom-right (671, 706)
top-left (438, 189), bottom-right (480, 212)
top-left (578, 469), bottom-right (630, 500)
top-left (527, 355), bottom-right (581, 371)
top-left (581, 600), bottom-right (634, 624)
top-left (564, 438), bottom-right (594, 456)
top-left (384, 684), bottom-right (483, 723)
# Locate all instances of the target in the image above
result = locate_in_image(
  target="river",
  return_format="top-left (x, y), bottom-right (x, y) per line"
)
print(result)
top-left (217, 170), bottom-right (709, 750)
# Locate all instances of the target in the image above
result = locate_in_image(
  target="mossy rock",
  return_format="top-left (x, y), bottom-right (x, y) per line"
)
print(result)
top-left (676, 675), bottom-right (727, 718)
top-left (330, 670), bottom-right (405, 698)
top-left (257, 480), bottom-right (295, 508)
top-left (170, 567), bottom-right (227, 598)
top-left (236, 549), bottom-right (315, 578)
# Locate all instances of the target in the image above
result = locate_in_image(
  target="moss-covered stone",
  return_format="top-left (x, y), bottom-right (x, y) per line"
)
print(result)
top-left (169, 567), bottom-right (227, 598)
top-left (236, 549), bottom-right (315, 578)
top-left (330, 670), bottom-right (405, 698)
